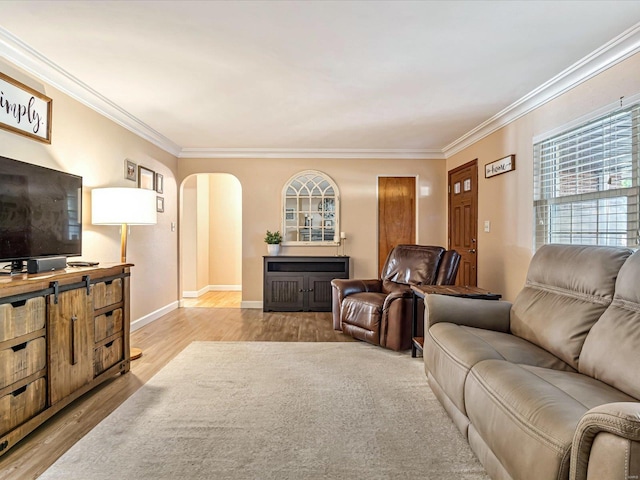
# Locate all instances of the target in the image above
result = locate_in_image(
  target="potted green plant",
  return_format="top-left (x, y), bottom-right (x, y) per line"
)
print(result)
top-left (264, 230), bottom-right (282, 256)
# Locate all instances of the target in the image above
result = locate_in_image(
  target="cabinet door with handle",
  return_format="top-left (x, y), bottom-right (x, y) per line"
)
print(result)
top-left (306, 276), bottom-right (334, 311)
top-left (264, 275), bottom-right (304, 311)
top-left (48, 288), bottom-right (93, 405)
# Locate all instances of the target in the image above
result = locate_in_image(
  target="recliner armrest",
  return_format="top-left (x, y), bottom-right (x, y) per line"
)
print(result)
top-left (424, 294), bottom-right (512, 332)
top-left (331, 279), bottom-right (382, 298)
top-left (571, 403), bottom-right (640, 480)
top-left (382, 288), bottom-right (412, 311)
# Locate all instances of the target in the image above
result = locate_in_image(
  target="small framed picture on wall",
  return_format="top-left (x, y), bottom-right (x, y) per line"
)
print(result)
top-left (156, 196), bottom-right (164, 213)
top-left (125, 159), bottom-right (137, 182)
top-left (138, 166), bottom-right (155, 190)
top-left (156, 173), bottom-right (164, 194)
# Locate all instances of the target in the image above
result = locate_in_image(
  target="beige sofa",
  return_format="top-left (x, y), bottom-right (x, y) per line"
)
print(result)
top-left (423, 244), bottom-right (640, 480)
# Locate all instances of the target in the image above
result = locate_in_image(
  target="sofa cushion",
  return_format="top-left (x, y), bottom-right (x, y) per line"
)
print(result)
top-left (465, 360), bottom-right (635, 480)
top-left (510, 244), bottom-right (632, 369)
top-left (425, 324), bottom-right (574, 415)
top-left (580, 250), bottom-right (640, 399)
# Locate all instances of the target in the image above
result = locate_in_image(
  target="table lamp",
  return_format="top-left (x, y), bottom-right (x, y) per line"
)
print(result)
top-left (91, 187), bottom-right (157, 359)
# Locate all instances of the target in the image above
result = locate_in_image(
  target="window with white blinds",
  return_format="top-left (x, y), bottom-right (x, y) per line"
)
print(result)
top-left (533, 104), bottom-right (639, 250)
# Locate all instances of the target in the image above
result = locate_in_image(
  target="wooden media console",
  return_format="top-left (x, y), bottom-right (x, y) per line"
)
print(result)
top-left (0, 264), bottom-right (131, 456)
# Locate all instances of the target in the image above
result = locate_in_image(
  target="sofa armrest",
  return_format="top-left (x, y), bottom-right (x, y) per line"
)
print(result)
top-left (571, 403), bottom-right (640, 480)
top-left (424, 294), bottom-right (512, 332)
top-left (331, 279), bottom-right (381, 330)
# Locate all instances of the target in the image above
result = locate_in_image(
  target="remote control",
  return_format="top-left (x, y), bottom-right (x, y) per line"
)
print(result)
top-left (67, 261), bottom-right (100, 267)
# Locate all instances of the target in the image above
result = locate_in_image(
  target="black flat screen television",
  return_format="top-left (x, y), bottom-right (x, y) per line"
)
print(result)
top-left (0, 155), bottom-right (82, 272)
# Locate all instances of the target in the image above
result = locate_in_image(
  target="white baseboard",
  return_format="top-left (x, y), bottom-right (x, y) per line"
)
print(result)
top-left (209, 284), bottom-right (242, 291)
top-left (240, 301), bottom-right (263, 309)
top-left (182, 285), bottom-right (209, 298)
top-left (182, 285), bottom-right (242, 297)
top-left (131, 301), bottom-right (180, 332)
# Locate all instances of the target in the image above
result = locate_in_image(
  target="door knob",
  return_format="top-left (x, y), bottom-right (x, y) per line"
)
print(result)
top-left (468, 249), bottom-right (476, 253)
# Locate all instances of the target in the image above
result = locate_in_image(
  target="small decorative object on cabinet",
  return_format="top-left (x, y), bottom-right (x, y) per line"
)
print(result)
top-left (263, 256), bottom-right (349, 312)
top-left (0, 264), bottom-right (131, 456)
top-left (264, 230), bottom-right (282, 256)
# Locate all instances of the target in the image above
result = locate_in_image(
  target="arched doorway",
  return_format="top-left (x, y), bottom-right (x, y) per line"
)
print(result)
top-left (180, 173), bottom-right (242, 307)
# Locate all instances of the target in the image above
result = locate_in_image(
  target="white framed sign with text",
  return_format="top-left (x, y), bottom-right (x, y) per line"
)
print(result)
top-left (0, 72), bottom-right (52, 144)
top-left (485, 154), bottom-right (515, 178)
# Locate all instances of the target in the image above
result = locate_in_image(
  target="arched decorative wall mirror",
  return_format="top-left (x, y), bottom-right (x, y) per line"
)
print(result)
top-left (282, 170), bottom-right (340, 245)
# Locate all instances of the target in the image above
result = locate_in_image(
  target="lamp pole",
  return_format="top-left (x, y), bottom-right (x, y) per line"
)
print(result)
top-left (121, 223), bottom-right (128, 263)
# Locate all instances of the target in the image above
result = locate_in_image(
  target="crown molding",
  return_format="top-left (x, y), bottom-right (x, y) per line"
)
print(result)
top-left (2, 21), bottom-right (639, 161)
top-left (443, 22), bottom-right (640, 159)
top-left (178, 148), bottom-right (445, 159)
top-left (0, 27), bottom-right (182, 156)
top-left (0, 27), bottom-right (443, 161)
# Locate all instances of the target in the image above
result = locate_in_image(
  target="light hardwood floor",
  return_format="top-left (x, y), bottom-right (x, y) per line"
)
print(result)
top-left (0, 302), bottom-right (354, 479)
top-left (181, 291), bottom-right (242, 308)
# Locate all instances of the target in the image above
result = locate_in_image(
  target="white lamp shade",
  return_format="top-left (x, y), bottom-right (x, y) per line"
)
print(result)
top-left (92, 187), bottom-right (157, 225)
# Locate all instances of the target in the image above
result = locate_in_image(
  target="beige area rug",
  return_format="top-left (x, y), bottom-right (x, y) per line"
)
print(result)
top-left (40, 342), bottom-right (489, 480)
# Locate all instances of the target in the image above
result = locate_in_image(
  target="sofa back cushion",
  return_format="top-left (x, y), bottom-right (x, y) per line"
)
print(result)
top-left (380, 245), bottom-right (444, 291)
top-left (580, 250), bottom-right (640, 399)
top-left (510, 244), bottom-right (632, 369)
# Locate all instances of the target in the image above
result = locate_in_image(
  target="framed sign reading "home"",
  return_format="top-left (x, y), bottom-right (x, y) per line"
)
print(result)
top-left (485, 154), bottom-right (515, 178)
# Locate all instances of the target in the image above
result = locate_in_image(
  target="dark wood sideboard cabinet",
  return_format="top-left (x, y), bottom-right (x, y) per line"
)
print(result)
top-left (263, 256), bottom-right (350, 312)
top-left (0, 264), bottom-right (131, 456)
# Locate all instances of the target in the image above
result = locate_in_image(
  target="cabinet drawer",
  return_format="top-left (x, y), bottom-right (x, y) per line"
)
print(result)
top-left (94, 309), bottom-right (123, 343)
top-left (94, 337), bottom-right (123, 376)
top-left (0, 337), bottom-right (46, 390)
top-left (0, 297), bottom-right (46, 343)
top-left (0, 377), bottom-right (46, 437)
top-left (93, 279), bottom-right (123, 310)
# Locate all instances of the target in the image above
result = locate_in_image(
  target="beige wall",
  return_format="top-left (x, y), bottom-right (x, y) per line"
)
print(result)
top-left (178, 158), bottom-right (447, 305)
top-left (181, 175), bottom-right (212, 294)
top-left (196, 175), bottom-right (210, 291)
top-left (208, 174), bottom-right (242, 288)
top-left (0, 60), bottom-right (179, 323)
top-left (447, 52), bottom-right (640, 301)
top-left (181, 176), bottom-right (198, 292)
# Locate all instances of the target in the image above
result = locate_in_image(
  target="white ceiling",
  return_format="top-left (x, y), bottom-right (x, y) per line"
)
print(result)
top-left (1, 1), bottom-right (640, 158)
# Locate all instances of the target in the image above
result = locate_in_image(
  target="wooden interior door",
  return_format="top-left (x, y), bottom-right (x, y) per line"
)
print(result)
top-left (448, 160), bottom-right (478, 286)
top-left (378, 177), bottom-right (416, 275)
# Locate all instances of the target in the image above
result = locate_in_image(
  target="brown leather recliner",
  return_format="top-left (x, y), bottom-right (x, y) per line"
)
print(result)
top-left (331, 245), bottom-right (460, 351)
